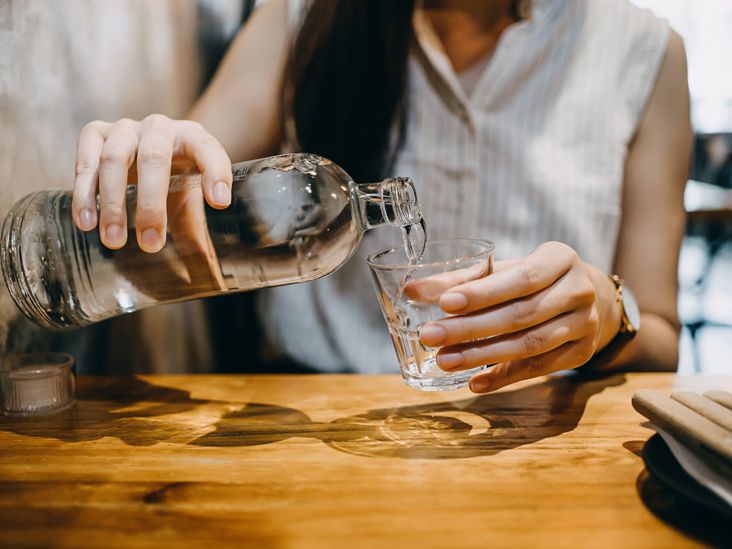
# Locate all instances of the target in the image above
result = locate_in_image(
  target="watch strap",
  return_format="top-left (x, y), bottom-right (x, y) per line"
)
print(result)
top-left (585, 274), bottom-right (638, 370)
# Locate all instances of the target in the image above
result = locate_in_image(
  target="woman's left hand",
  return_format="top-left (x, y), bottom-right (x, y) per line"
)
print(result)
top-left (417, 241), bottom-right (622, 393)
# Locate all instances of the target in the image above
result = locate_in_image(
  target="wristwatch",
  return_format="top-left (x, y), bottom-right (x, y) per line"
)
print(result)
top-left (610, 274), bottom-right (641, 337)
top-left (588, 275), bottom-right (641, 368)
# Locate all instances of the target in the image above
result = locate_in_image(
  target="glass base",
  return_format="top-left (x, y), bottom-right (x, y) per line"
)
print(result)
top-left (402, 367), bottom-right (482, 392)
top-left (1, 399), bottom-right (75, 417)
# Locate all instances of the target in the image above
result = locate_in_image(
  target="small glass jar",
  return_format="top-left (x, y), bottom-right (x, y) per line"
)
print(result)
top-left (0, 353), bottom-right (75, 416)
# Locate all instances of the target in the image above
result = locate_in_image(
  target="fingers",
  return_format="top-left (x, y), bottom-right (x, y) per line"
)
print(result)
top-left (434, 308), bottom-right (597, 372)
top-left (468, 340), bottom-right (596, 393)
top-left (72, 115), bottom-right (232, 251)
top-left (177, 122), bottom-right (232, 209)
top-left (73, 121), bottom-right (109, 231)
top-left (404, 261), bottom-right (492, 304)
top-left (419, 269), bottom-right (596, 347)
top-left (136, 123), bottom-right (174, 253)
top-left (491, 258), bottom-right (519, 272)
top-left (438, 242), bottom-right (578, 314)
top-left (98, 119), bottom-right (139, 249)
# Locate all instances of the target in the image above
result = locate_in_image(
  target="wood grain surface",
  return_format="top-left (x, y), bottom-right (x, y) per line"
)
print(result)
top-left (0, 372), bottom-right (730, 548)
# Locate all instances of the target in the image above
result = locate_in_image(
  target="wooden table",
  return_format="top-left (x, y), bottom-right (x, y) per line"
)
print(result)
top-left (0, 373), bottom-right (729, 548)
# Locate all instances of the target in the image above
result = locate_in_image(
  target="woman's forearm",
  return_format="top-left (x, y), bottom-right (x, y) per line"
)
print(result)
top-left (599, 312), bottom-right (680, 372)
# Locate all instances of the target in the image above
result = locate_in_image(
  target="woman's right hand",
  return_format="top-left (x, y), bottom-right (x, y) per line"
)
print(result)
top-left (72, 114), bottom-right (233, 253)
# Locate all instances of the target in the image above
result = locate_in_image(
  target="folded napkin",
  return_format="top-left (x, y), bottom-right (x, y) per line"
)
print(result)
top-left (656, 427), bottom-right (732, 506)
top-left (632, 390), bottom-right (732, 507)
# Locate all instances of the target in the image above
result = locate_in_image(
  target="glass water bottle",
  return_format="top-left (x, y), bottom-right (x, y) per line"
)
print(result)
top-left (1, 153), bottom-right (424, 330)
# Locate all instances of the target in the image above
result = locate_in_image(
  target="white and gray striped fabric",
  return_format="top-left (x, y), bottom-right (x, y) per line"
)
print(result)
top-left (259, 0), bottom-right (670, 373)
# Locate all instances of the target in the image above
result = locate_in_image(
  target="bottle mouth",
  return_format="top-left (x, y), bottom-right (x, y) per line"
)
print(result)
top-left (382, 177), bottom-right (422, 227)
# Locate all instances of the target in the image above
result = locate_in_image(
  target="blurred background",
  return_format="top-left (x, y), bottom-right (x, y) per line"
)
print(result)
top-left (0, 0), bottom-right (730, 374)
top-left (632, 0), bottom-right (732, 374)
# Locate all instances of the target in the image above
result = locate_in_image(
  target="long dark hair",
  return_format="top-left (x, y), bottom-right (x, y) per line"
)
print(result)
top-left (286, 0), bottom-right (417, 183)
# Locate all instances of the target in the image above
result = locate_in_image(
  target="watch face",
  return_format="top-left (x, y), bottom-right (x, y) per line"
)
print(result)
top-left (622, 285), bottom-right (641, 332)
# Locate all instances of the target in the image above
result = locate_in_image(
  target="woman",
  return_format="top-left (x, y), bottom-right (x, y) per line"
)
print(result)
top-left (71, 0), bottom-right (691, 392)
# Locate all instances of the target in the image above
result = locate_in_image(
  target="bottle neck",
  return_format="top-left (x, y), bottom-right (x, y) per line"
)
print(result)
top-left (352, 177), bottom-right (422, 231)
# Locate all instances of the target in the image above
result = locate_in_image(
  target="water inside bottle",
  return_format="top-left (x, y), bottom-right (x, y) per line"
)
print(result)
top-left (5, 158), bottom-right (362, 329)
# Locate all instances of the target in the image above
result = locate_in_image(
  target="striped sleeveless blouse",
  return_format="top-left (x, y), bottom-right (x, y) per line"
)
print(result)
top-left (258, 0), bottom-right (671, 373)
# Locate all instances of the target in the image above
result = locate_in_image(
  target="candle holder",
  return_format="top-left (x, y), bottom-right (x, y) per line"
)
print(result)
top-left (0, 353), bottom-right (75, 416)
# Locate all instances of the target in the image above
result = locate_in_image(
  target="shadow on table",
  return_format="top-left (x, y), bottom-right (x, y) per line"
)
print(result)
top-left (0, 372), bottom-right (625, 459)
top-left (0, 377), bottom-right (218, 446)
top-left (195, 371), bottom-right (626, 459)
top-left (636, 469), bottom-right (732, 548)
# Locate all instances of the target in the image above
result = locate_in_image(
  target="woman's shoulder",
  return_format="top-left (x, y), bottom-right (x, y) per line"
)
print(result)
top-left (576, 0), bottom-right (670, 44)
top-left (577, 0), bottom-right (665, 21)
top-left (567, 0), bottom-right (672, 121)
top-left (540, 0), bottom-right (670, 76)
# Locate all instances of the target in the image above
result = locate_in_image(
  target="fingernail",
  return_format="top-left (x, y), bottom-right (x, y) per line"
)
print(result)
top-left (105, 223), bottom-right (125, 247)
top-left (213, 181), bottom-right (230, 206)
top-left (437, 352), bottom-right (465, 370)
top-left (419, 324), bottom-right (447, 346)
top-left (141, 228), bottom-right (163, 252)
top-left (441, 292), bottom-right (468, 312)
top-left (469, 377), bottom-right (492, 393)
top-left (79, 208), bottom-right (95, 230)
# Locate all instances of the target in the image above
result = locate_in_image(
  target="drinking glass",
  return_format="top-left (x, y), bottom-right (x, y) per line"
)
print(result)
top-left (367, 238), bottom-right (494, 391)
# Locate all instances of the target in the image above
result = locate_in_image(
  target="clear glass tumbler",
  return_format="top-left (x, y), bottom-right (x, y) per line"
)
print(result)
top-left (367, 238), bottom-right (494, 391)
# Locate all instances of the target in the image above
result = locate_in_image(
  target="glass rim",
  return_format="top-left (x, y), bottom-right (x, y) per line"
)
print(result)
top-left (366, 237), bottom-right (494, 271)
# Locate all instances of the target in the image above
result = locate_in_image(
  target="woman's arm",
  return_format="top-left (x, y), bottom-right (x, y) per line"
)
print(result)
top-left (189, 0), bottom-right (289, 160)
top-left (606, 30), bottom-right (692, 371)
